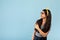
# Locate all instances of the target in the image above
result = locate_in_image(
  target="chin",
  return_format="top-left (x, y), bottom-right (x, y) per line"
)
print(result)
top-left (41, 17), bottom-right (43, 19)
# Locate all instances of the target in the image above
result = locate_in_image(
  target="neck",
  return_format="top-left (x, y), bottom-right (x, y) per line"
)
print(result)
top-left (43, 18), bottom-right (46, 22)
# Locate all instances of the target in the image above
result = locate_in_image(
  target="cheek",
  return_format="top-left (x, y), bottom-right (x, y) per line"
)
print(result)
top-left (41, 14), bottom-right (46, 18)
top-left (43, 14), bottom-right (46, 17)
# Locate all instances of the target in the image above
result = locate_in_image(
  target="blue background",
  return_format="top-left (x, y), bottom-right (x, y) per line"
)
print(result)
top-left (0, 0), bottom-right (60, 40)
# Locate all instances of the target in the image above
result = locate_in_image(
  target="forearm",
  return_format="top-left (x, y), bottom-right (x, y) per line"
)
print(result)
top-left (32, 30), bottom-right (36, 37)
top-left (32, 30), bottom-right (36, 40)
top-left (38, 28), bottom-right (48, 37)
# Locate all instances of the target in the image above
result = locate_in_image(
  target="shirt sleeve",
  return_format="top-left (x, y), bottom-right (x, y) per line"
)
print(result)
top-left (34, 23), bottom-right (39, 33)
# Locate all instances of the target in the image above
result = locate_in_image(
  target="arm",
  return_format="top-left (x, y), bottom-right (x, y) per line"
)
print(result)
top-left (35, 24), bottom-right (49, 37)
top-left (32, 30), bottom-right (36, 40)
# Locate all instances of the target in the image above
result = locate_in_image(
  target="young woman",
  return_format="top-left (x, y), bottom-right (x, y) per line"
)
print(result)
top-left (32, 9), bottom-right (52, 40)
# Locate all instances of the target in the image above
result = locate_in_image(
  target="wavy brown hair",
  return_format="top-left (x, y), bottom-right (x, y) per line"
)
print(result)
top-left (35, 9), bottom-right (52, 33)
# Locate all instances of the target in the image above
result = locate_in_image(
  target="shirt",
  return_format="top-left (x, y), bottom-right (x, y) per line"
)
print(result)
top-left (35, 25), bottom-right (44, 37)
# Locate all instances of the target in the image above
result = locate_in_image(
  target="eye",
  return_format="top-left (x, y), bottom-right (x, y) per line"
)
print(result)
top-left (41, 12), bottom-right (44, 14)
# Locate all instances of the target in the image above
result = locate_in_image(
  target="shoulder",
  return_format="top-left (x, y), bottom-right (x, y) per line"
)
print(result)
top-left (36, 18), bottom-right (42, 24)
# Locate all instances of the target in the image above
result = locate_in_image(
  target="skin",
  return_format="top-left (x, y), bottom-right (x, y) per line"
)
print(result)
top-left (32, 11), bottom-right (50, 40)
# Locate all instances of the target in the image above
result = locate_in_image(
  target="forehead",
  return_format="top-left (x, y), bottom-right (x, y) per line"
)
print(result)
top-left (41, 11), bottom-right (45, 14)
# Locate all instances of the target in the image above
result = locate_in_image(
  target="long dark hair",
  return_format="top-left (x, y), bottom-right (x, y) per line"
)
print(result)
top-left (35, 9), bottom-right (52, 33)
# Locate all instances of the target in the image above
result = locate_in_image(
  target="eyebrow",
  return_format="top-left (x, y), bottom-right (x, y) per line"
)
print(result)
top-left (41, 11), bottom-right (45, 14)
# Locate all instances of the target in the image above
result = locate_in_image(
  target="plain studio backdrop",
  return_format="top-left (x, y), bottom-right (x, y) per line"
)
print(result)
top-left (0, 0), bottom-right (60, 40)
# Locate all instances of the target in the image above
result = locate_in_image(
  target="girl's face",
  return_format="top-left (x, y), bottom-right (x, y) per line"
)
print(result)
top-left (41, 11), bottom-right (46, 19)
